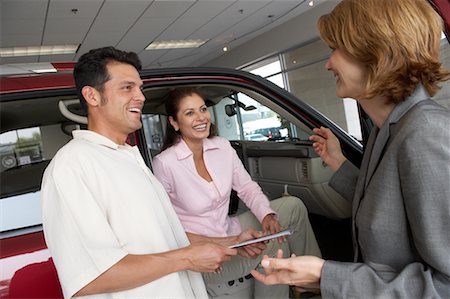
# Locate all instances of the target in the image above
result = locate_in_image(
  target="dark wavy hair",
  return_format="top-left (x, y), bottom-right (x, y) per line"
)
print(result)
top-left (162, 87), bottom-right (216, 151)
top-left (73, 46), bottom-right (142, 111)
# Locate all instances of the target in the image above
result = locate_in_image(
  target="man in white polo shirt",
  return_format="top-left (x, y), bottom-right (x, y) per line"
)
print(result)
top-left (41, 47), bottom-right (261, 298)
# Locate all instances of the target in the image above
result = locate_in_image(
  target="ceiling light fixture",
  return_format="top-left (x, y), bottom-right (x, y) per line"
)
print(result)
top-left (223, 46), bottom-right (228, 52)
top-left (0, 44), bottom-right (79, 57)
top-left (309, 1), bottom-right (314, 6)
top-left (32, 68), bottom-right (57, 73)
top-left (146, 39), bottom-right (208, 50)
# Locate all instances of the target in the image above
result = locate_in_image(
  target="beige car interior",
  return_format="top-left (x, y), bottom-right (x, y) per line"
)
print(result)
top-left (143, 84), bottom-right (350, 220)
top-left (0, 83), bottom-right (350, 220)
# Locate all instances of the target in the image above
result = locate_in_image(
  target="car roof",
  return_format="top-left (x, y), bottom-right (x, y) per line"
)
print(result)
top-left (0, 72), bottom-right (75, 94)
top-left (0, 66), bottom-right (250, 94)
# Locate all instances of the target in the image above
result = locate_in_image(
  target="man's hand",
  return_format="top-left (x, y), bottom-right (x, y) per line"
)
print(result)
top-left (185, 242), bottom-right (237, 273)
top-left (250, 249), bottom-right (324, 289)
top-left (261, 213), bottom-right (285, 243)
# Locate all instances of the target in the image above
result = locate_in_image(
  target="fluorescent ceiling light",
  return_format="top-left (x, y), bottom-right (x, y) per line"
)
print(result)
top-left (32, 68), bottom-right (57, 73)
top-left (0, 44), bottom-right (79, 57)
top-left (0, 62), bottom-right (58, 75)
top-left (146, 39), bottom-right (207, 50)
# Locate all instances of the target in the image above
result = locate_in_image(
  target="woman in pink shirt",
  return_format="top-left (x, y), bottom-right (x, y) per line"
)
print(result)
top-left (153, 87), bottom-right (321, 298)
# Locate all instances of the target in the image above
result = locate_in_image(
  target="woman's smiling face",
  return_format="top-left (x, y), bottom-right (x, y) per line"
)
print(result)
top-left (325, 48), bottom-right (368, 100)
top-left (169, 93), bottom-right (211, 143)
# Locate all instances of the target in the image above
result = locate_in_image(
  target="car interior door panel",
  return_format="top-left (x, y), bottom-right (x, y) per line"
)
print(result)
top-left (232, 141), bottom-right (351, 219)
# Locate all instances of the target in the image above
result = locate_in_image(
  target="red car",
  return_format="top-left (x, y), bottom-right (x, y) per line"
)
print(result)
top-left (1, 66), bottom-right (365, 298)
top-left (1, 1), bottom-right (448, 295)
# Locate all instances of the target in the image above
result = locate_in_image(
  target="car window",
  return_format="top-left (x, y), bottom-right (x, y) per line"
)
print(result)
top-left (0, 125), bottom-right (72, 233)
top-left (1, 128), bottom-right (43, 169)
top-left (141, 114), bottom-right (164, 157)
top-left (141, 85), bottom-right (314, 161)
top-left (210, 91), bottom-right (311, 142)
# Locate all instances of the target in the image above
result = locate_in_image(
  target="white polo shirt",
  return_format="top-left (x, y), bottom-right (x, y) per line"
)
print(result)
top-left (41, 130), bottom-right (207, 298)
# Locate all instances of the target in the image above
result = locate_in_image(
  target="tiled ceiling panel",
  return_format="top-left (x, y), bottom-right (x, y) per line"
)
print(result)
top-left (0, 0), bottom-right (328, 72)
top-left (75, 0), bottom-right (152, 59)
top-left (117, 1), bottom-right (195, 53)
top-left (1, 0), bottom-right (47, 47)
top-left (43, 0), bottom-right (103, 44)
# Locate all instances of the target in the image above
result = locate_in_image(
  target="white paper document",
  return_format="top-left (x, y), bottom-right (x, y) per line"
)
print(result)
top-left (228, 229), bottom-right (292, 248)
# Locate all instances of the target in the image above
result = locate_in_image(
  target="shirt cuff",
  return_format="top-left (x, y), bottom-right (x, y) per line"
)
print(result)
top-left (320, 260), bottom-right (354, 298)
top-left (257, 208), bottom-right (278, 223)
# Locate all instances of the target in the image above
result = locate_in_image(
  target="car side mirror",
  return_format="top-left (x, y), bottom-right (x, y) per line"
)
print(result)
top-left (225, 101), bottom-right (256, 117)
top-left (225, 104), bottom-right (237, 117)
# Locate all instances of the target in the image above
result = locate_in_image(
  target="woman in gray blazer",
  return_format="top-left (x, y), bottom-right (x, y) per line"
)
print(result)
top-left (251, 0), bottom-right (450, 297)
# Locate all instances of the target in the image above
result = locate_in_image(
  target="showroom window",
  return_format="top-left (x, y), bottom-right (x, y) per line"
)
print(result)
top-left (244, 39), bottom-right (363, 141)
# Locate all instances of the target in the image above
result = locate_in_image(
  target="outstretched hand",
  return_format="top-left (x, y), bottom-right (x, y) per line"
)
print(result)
top-left (250, 249), bottom-right (324, 289)
top-left (309, 127), bottom-right (346, 172)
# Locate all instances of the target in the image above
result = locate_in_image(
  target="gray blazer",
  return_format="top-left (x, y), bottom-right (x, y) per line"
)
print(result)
top-left (320, 86), bottom-right (450, 298)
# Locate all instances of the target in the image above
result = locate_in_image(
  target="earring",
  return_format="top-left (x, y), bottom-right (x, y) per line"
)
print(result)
top-left (175, 128), bottom-right (179, 132)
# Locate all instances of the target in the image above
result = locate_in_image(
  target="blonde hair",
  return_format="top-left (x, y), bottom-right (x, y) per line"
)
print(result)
top-left (317, 0), bottom-right (450, 103)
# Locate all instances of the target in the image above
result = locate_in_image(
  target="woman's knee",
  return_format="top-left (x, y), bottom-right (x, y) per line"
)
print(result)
top-left (273, 196), bottom-right (308, 217)
top-left (263, 238), bottom-right (290, 258)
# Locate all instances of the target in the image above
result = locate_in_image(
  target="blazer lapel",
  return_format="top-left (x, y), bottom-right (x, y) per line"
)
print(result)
top-left (364, 124), bottom-right (390, 188)
top-left (363, 85), bottom-right (430, 189)
top-left (351, 127), bottom-right (377, 261)
top-left (353, 127), bottom-right (377, 215)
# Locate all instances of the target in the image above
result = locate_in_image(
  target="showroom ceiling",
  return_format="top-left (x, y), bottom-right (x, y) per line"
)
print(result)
top-left (0, 0), bottom-right (324, 70)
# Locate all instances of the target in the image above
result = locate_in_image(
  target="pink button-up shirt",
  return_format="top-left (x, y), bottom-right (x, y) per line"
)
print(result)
top-left (152, 137), bottom-right (275, 237)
